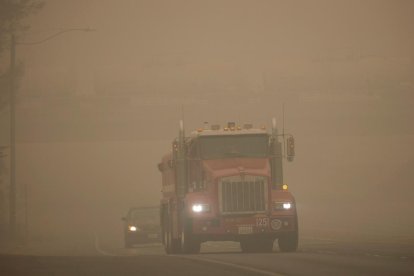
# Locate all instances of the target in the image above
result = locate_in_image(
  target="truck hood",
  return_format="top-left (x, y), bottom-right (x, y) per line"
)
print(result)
top-left (202, 158), bottom-right (270, 179)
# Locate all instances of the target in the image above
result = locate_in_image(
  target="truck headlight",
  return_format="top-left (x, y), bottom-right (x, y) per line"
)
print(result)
top-left (192, 204), bottom-right (210, 213)
top-left (283, 203), bottom-right (292, 209)
top-left (273, 201), bottom-right (293, 211)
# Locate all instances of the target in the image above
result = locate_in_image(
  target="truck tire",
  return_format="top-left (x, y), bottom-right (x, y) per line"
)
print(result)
top-left (162, 206), bottom-right (180, 254)
top-left (167, 221), bottom-right (181, 254)
top-left (162, 209), bottom-right (171, 254)
top-left (240, 240), bottom-right (254, 253)
top-left (170, 234), bottom-right (181, 254)
top-left (164, 228), bottom-right (171, 254)
top-left (181, 228), bottom-right (200, 254)
top-left (257, 238), bottom-right (274, 252)
top-left (240, 238), bottom-right (273, 253)
top-left (165, 224), bottom-right (181, 254)
top-left (278, 232), bottom-right (298, 252)
top-left (165, 226), bottom-right (181, 254)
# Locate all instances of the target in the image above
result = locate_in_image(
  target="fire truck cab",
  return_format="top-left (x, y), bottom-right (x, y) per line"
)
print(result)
top-left (158, 119), bottom-right (298, 254)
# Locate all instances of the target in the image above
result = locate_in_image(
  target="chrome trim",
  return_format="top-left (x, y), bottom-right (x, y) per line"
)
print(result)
top-left (219, 175), bottom-right (268, 215)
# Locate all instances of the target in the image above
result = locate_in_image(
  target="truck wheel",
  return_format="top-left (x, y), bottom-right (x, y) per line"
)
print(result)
top-left (240, 239), bottom-right (273, 253)
top-left (181, 230), bottom-right (200, 254)
top-left (278, 232), bottom-right (298, 252)
top-left (164, 228), bottom-right (171, 254)
top-left (170, 234), bottom-right (181, 254)
top-left (240, 240), bottom-right (256, 253)
top-left (257, 238), bottom-right (274, 252)
top-left (162, 207), bottom-right (180, 254)
top-left (162, 212), bottom-right (171, 254)
top-left (165, 224), bottom-right (181, 254)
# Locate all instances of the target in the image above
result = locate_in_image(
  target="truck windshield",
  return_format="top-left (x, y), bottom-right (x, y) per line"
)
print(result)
top-left (199, 134), bottom-right (268, 159)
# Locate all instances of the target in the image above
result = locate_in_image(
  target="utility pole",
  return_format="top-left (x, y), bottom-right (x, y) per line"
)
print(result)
top-left (9, 33), bottom-right (16, 240)
top-left (7, 28), bottom-right (95, 241)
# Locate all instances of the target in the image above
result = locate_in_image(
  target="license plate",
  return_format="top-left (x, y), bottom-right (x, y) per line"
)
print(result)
top-left (148, 234), bottom-right (158, 239)
top-left (238, 225), bottom-right (253, 234)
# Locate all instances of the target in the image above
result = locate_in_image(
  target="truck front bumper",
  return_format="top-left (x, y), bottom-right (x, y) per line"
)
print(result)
top-left (190, 215), bottom-right (297, 241)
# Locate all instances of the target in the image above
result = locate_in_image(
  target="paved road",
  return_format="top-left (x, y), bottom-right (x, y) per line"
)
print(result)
top-left (1, 236), bottom-right (413, 275)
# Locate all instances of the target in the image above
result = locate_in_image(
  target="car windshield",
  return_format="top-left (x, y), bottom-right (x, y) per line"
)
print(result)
top-left (199, 134), bottom-right (269, 159)
top-left (128, 208), bottom-right (158, 224)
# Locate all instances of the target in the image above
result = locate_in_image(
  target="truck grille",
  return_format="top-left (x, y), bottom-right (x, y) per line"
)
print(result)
top-left (219, 175), bottom-right (268, 214)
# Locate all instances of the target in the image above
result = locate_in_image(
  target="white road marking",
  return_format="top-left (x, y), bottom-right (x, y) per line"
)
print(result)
top-left (94, 235), bottom-right (284, 275)
top-left (177, 255), bottom-right (285, 276)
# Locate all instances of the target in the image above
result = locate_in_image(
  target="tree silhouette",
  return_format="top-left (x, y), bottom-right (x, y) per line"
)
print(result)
top-left (0, 0), bottom-right (44, 111)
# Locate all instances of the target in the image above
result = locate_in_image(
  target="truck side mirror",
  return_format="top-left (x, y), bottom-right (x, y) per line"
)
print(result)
top-left (286, 136), bottom-right (295, 162)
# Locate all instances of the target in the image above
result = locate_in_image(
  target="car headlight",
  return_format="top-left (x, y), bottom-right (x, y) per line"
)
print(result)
top-left (191, 204), bottom-right (210, 213)
top-left (128, 226), bottom-right (139, 232)
top-left (272, 201), bottom-right (293, 211)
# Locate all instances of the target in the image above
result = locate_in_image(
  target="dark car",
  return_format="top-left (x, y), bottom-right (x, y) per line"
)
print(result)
top-left (122, 206), bottom-right (161, 248)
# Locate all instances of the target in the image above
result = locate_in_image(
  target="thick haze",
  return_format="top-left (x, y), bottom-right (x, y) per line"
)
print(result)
top-left (0, 0), bottom-right (413, 249)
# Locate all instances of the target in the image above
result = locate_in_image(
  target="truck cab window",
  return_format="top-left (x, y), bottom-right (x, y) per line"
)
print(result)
top-left (200, 134), bottom-right (269, 159)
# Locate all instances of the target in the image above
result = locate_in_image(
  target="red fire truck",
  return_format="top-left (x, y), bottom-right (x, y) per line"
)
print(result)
top-left (158, 119), bottom-right (297, 254)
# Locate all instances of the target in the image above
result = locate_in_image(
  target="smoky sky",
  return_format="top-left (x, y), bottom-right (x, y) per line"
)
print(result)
top-left (19, 0), bottom-right (414, 87)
